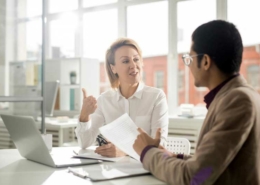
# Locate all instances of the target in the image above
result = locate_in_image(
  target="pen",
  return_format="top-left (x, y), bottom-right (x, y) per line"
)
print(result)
top-left (68, 167), bottom-right (88, 179)
top-left (73, 150), bottom-right (78, 155)
top-left (97, 134), bottom-right (108, 146)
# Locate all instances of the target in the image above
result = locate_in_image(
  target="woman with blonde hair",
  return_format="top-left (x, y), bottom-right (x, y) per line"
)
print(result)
top-left (75, 38), bottom-right (168, 157)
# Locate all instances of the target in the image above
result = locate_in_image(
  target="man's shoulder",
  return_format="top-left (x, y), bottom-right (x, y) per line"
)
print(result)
top-left (215, 85), bottom-right (260, 110)
top-left (224, 85), bottom-right (259, 101)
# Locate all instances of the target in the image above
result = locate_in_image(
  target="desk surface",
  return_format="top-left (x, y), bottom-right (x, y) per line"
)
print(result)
top-left (0, 147), bottom-right (166, 185)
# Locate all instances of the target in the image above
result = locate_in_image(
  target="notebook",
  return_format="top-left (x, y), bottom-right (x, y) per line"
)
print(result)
top-left (70, 162), bottom-right (150, 181)
top-left (73, 147), bottom-right (126, 162)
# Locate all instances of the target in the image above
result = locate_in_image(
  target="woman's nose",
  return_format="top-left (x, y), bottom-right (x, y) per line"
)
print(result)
top-left (129, 59), bottom-right (136, 68)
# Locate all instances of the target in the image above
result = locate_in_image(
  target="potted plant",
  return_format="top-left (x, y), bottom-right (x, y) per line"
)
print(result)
top-left (70, 71), bottom-right (77, 84)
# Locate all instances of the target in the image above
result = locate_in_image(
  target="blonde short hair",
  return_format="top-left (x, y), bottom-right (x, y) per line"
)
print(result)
top-left (105, 38), bottom-right (142, 89)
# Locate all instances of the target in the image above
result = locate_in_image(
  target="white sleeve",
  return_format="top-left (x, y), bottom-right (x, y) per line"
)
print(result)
top-left (74, 96), bottom-right (105, 149)
top-left (150, 90), bottom-right (168, 147)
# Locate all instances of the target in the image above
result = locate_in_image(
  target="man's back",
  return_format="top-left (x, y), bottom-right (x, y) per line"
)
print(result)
top-left (197, 75), bottom-right (260, 184)
top-left (140, 76), bottom-right (260, 185)
top-left (135, 20), bottom-right (260, 185)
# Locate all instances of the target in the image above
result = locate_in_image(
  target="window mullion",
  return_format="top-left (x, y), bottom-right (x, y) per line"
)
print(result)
top-left (168, 0), bottom-right (178, 115)
top-left (216, 0), bottom-right (227, 20)
top-left (118, 0), bottom-right (126, 37)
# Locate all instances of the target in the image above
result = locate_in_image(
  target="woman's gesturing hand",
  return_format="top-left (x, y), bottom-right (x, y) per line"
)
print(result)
top-left (79, 88), bottom-right (97, 122)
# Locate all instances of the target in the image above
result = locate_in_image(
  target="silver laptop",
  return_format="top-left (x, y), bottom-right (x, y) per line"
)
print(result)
top-left (1, 114), bottom-right (101, 168)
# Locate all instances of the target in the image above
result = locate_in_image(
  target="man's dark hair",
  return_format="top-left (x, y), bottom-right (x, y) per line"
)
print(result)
top-left (192, 20), bottom-right (243, 75)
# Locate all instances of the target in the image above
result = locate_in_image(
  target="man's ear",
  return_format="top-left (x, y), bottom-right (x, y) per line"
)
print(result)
top-left (110, 64), bottom-right (116, 74)
top-left (202, 54), bottom-right (211, 71)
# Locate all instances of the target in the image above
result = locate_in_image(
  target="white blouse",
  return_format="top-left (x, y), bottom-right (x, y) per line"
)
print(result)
top-left (75, 83), bottom-right (168, 149)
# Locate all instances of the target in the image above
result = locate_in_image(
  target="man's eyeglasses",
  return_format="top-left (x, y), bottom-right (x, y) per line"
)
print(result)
top-left (182, 54), bottom-right (204, 66)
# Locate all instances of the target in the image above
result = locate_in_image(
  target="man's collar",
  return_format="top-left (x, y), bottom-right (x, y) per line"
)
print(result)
top-left (204, 74), bottom-right (240, 109)
top-left (116, 82), bottom-right (144, 101)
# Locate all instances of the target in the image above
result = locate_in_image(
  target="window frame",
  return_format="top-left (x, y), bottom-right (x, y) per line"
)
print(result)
top-left (14, 0), bottom-right (229, 115)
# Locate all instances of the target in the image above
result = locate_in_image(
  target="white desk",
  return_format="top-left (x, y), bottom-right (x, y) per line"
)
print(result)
top-left (0, 147), bottom-right (166, 185)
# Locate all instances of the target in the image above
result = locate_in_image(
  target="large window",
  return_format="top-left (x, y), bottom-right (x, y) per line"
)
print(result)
top-left (83, 0), bottom-right (117, 8)
top-left (49, 14), bottom-right (78, 58)
top-left (17, 19), bottom-right (42, 60)
top-left (127, 1), bottom-right (168, 57)
top-left (247, 65), bottom-right (260, 89)
top-left (228, 0), bottom-right (260, 46)
top-left (127, 1), bottom-right (168, 96)
top-left (3, 0), bottom-right (260, 115)
top-left (17, 0), bottom-right (42, 18)
top-left (228, 0), bottom-right (260, 94)
top-left (49, 0), bottom-right (78, 14)
top-left (177, 0), bottom-right (216, 106)
top-left (155, 71), bottom-right (164, 90)
top-left (0, 0), bottom-right (43, 117)
top-left (83, 9), bottom-right (118, 60)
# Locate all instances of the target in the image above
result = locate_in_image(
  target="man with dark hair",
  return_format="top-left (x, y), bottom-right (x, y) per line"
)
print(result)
top-left (192, 20), bottom-right (243, 75)
top-left (133, 20), bottom-right (260, 185)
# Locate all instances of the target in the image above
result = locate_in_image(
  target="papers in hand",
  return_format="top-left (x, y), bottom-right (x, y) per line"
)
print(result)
top-left (99, 113), bottom-right (140, 161)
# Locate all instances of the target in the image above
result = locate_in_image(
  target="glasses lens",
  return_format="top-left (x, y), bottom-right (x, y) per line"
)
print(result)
top-left (184, 57), bottom-right (190, 65)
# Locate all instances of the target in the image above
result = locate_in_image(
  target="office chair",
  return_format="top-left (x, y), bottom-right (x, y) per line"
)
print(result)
top-left (166, 137), bottom-right (191, 155)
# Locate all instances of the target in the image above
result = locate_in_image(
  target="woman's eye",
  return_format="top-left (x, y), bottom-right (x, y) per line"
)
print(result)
top-left (134, 58), bottom-right (139, 62)
top-left (123, 60), bottom-right (128, 63)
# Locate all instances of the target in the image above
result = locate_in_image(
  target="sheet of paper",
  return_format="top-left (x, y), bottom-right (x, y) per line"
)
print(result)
top-left (74, 152), bottom-right (125, 162)
top-left (74, 149), bottom-right (125, 162)
top-left (82, 162), bottom-right (150, 181)
top-left (99, 113), bottom-right (140, 161)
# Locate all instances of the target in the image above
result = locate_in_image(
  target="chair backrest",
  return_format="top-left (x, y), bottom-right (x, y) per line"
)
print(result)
top-left (168, 117), bottom-right (204, 155)
top-left (166, 137), bottom-right (191, 155)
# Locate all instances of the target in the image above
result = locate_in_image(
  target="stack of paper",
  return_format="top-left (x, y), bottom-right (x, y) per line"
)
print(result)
top-left (75, 150), bottom-right (125, 162)
top-left (81, 162), bottom-right (149, 181)
top-left (99, 113), bottom-right (140, 161)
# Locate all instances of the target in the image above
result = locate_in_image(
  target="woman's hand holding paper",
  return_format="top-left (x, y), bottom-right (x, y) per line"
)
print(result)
top-left (94, 143), bottom-right (126, 157)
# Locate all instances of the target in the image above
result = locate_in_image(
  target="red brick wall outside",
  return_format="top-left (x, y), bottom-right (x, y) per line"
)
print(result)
top-left (142, 56), bottom-right (168, 94)
top-left (241, 46), bottom-right (260, 93)
top-left (100, 45), bottom-right (260, 105)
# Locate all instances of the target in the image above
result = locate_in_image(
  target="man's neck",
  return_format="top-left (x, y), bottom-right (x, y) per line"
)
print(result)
top-left (208, 72), bottom-right (237, 91)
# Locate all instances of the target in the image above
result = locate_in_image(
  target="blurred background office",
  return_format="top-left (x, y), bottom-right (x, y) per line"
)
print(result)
top-left (0, 0), bottom-right (259, 149)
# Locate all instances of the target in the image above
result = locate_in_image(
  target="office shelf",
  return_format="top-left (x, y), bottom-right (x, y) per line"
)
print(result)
top-left (45, 58), bottom-right (100, 112)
